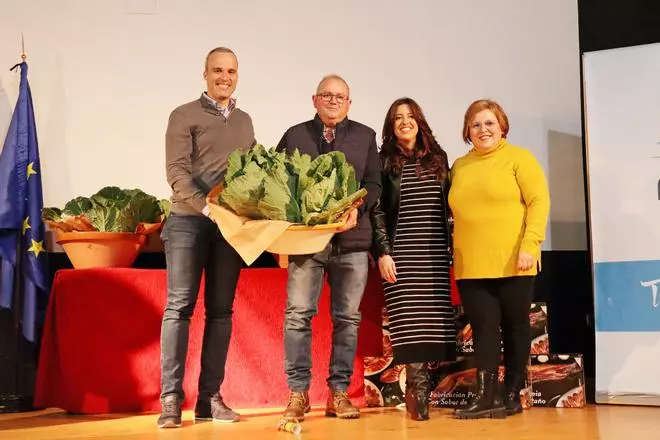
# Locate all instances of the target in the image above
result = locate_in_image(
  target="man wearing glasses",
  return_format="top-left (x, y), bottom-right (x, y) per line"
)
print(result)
top-left (275, 74), bottom-right (382, 420)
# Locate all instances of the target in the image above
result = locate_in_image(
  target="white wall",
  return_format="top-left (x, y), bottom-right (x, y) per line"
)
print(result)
top-left (0, 0), bottom-right (584, 250)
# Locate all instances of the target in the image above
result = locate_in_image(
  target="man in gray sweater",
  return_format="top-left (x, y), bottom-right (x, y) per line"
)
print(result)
top-left (157, 47), bottom-right (256, 429)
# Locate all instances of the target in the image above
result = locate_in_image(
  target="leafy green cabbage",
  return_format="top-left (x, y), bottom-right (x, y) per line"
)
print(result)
top-left (42, 187), bottom-right (170, 232)
top-left (219, 145), bottom-right (367, 225)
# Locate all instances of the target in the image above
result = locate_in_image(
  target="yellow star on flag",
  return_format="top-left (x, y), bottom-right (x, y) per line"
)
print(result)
top-left (27, 239), bottom-right (45, 258)
top-left (27, 162), bottom-right (37, 179)
top-left (23, 217), bottom-right (31, 235)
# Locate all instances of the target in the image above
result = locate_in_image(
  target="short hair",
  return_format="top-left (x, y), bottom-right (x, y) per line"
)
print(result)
top-left (205, 47), bottom-right (237, 70)
top-left (316, 74), bottom-right (350, 97)
top-left (462, 99), bottom-right (510, 144)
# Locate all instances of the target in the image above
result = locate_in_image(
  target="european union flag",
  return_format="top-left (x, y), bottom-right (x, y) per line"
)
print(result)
top-left (0, 62), bottom-right (49, 343)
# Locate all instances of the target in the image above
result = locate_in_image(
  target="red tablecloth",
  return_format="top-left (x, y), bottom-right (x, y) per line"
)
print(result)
top-left (34, 266), bottom-right (386, 414)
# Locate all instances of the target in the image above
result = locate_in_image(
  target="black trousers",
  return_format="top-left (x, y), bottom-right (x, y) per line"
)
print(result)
top-left (456, 276), bottom-right (534, 378)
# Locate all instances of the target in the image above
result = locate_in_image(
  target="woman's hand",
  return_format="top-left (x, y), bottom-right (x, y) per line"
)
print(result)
top-left (517, 251), bottom-right (535, 271)
top-left (378, 255), bottom-right (397, 283)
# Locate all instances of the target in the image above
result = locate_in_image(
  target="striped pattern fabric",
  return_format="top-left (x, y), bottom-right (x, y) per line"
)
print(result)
top-left (384, 161), bottom-right (456, 364)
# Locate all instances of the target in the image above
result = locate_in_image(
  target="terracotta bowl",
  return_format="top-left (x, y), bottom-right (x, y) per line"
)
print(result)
top-left (56, 232), bottom-right (147, 269)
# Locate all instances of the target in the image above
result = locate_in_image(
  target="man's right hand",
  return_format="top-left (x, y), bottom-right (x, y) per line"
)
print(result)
top-left (336, 208), bottom-right (358, 233)
top-left (378, 255), bottom-right (397, 283)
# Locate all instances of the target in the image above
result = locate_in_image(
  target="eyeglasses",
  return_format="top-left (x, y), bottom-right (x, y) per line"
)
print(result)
top-left (316, 92), bottom-right (349, 104)
top-left (470, 120), bottom-right (499, 131)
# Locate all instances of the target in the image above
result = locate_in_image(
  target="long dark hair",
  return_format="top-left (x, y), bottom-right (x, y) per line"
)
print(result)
top-left (381, 97), bottom-right (448, 180)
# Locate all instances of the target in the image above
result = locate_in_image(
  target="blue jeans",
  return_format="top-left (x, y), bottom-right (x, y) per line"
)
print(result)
top-left (284, 244), bottom-right (369, 392)
top-left (160, 213), bottom-right (243, 401)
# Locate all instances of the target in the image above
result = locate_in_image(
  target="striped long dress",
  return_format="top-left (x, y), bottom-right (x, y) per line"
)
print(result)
top-left (383, 161), bottom-right (456, 365)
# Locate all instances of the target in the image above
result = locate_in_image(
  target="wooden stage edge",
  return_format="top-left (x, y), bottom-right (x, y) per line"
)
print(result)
top-left (0, 404), bottom-right (658, 440)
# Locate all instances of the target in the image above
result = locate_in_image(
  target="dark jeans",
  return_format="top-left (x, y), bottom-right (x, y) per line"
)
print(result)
top-left (284, 244), bottom-right (369, 392)
top-left (456, 276), bottom-right (535, 379)
top-left (160, 213), bottom-right (243, 401)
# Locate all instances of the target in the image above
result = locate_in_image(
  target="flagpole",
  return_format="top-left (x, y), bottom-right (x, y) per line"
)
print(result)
top-left (1, 40), bottom-right (25, 413)
top-left (14, 38), bottom-right (36, 412)
top-left (12, 34), bottom-right (27, 394)
top-left (0, 40), bottom-right (34, 413)
top-left (21, 33), bottom-right (26, 62)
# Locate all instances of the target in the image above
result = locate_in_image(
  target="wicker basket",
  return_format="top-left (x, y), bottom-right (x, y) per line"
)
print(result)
top-left (206, 185), bottom-right (358, 256)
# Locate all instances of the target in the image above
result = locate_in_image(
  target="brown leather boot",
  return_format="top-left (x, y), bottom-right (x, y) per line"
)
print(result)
top-left (405, 362), bottom-right (430, 421)
top-left (283, 391), bottom-right (311, 421)
top-left (325, 390), bottom-right (360, 419)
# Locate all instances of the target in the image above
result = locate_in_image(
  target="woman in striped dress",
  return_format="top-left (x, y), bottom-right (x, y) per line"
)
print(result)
top-left (371, 97), bottom-right (455, 420)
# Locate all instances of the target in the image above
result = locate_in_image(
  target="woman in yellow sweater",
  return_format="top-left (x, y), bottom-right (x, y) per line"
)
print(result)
top-left (448, 99), bottom-right (550, 419)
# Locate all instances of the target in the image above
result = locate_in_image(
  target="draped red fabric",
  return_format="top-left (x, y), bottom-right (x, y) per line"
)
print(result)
top-left (33, 267), bottom-right (368, 413)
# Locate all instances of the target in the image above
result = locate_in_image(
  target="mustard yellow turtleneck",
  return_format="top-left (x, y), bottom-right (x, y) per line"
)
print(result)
top-left (448, 139), bottom-right (550, 280)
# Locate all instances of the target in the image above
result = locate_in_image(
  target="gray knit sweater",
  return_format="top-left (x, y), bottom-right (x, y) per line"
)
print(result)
top-left (165, 94), bottom-right (255, 215)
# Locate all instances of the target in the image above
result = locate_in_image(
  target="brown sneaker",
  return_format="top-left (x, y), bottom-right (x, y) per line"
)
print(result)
top-left (157, 394), bottom-right (182, 428)
top-left (283, 391), bottom-right (311, 421)
top-left (325, 390), bottom-right (360, 419)
top-left (194, 393), bottom-right (240, 423)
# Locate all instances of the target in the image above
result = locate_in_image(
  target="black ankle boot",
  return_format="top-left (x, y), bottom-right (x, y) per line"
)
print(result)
top-left (453, 370), bottom-right (506, 419)
top-left (405, 362), bottom-right (430, 421)
top-left (504, 373), bottom-right (525, 416)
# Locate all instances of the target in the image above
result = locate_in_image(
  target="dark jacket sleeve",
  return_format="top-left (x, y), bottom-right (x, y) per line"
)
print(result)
top-left (445, 167), bottom-right (454, 229)
top-left (359, 133), bottom-right (382, 217)
top-left (370, 198), bottom-right (391, 258)
top-left (444, 168), bottom-right (455, 255)
top-left (275, 129), bottom-right (289, 153)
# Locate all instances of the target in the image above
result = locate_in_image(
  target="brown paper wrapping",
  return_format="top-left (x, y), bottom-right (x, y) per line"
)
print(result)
top-left (205, 185), bottom-right (354, 265)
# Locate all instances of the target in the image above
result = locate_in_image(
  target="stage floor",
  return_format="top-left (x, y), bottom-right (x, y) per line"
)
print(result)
top-left (0, 405), bottom-right (658, 439)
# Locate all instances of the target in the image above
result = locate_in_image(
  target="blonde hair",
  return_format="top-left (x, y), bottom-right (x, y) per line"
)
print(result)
top-left (462, 99), bottom-right (510, 144)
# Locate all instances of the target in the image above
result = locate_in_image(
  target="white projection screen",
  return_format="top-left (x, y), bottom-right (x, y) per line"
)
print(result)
top-left (583, 42), bottom-right (660, 406)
